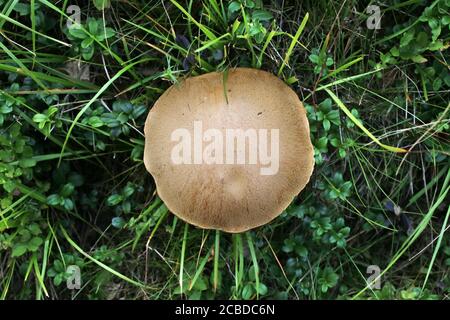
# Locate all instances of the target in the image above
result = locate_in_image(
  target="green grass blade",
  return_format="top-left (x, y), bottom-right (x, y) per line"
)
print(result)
top-left (195, 33), bottom-right (230, 53)
top-left (170, 0), bottom-right (217, 41)
top-left (325, 88), bottom-right (407, 153)
top-left (213, 230), bottom-right (220, 292)
top-left (0, 13), bottom-right (70, 47)
top-left (179, 223), bottom-right (189, 295)
top-left (246, 232), bottom-right (260, 299)
top-left (188, 245), bottom-right (213, 291)
top-left (57, 58), bottom-right (152, 166)
top-left (0, 41), bottom-right (47, 90)
top-left (278, 12), bottom-right (309, 76)
top-left (421, 204), bottom-right (450, 291)
top-left (353, 170), bottom-right (450, 298)
top-left (61, 226), bottom-right (149, 289)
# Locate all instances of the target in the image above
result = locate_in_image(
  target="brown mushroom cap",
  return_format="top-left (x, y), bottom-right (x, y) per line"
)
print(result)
top-left (144, 68), bottom-right (314, 233)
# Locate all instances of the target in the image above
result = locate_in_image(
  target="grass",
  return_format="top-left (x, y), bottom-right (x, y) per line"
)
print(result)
top-left (0, 0), bottom-right (449, 300)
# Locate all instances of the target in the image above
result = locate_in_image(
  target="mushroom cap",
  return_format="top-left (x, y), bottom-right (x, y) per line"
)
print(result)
top-left (144, 68), bottom-right (314, 233)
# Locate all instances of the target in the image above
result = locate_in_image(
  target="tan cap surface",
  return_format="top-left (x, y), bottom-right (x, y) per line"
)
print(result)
top-left (144, 68), bottom-right (314, 233)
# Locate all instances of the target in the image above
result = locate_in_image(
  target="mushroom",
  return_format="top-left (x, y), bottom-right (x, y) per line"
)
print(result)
top-left (143, 67), bottom-right (314, 233)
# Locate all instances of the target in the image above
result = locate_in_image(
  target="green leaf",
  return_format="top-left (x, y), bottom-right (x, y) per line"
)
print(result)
top-left (326, 57), bottom-right (334, 66)
top-left (319, 267), bottom-right (339, 292)
top-left (81, 45), bottom-right (95, 60)
top-left (113, 100), bottom-right (133, 113)
top-left (107, 194), bottom-right (123, 206)
top-left (411, 55), bottom-right (427, 63)
top-left (68, 26), bottom-right (87, 39)
top-left (32, 113), bottom-right (47, 123)
top-left (193, 277), bottom-right (208, 291)
top-left (54, 260), bottom-right (64, 272)
top-left (242, 283), bottom-right (254, 299)
top-left (12, 244), bottom-right (28, 257)
top-left (1, 197), bottom-right (12, 210)
top-left (245, 0), bottom-right (255, 9)
top-left (54, 273), bottom-right (63, 286)
top-left (131, 145), bottom-right (143, 161)
top-left (257, 283), bottom-right (268, 295)
top-left (19, 158), bottom-right (37, 168)
top-left (295, 245), bottom-right (308, 258)
top-left (432, 78), bottom-right (442, 91)
top-left (117, 113), bottom-right (129, 124)
top-left (228, 1), bottom-right (240, 14)
top-left (122, 183), bottom-right (135, 198)
top-left (390, 47), bottom-right (400, 57)
top-left (101, 27), bottom-right (115, 40)
top-left (3, 181), bottom-right (16, 193)
top-left (47, 268), bottom-right (57, 278)
top-left (47, 194), bottom-right (61, 206)
top-left (63, 198), bottom-right (74, 211)
top-left (121, 201), bottom-right (131, 214)
top-left (0, 105), bottom-right (13, 114)
top-left (309, 54), bottom-right (319, 64)
top-left (328, 110), bottom-right (340, 124)
top-left (400, 30), bottom-right (414, 47)
top-left (28, 237), bottom-right (44, 251)
top-left (329, 189), bottom-right (340, 199)
top-left (112, 216), bottom-right (126, 228)
top-left (431, 24), bottom-right (441, 42)
top-left (60, 182), bottom-right (75, 198)
top-left (60, 183), bottom-right (75, 197)
top-left (442, 16), bottom-right (450, 25)
top-left (252, 10), bottom-right (273, 21)
top-left (93, 0), bottom-right (111, 10)
top-left (322, 119), bottom-right (330, 131)
top-left (286, 76), bottom-right (298, 85)
top-left (88, 116), bottom-right (104, 127)
top-left (19, 228), bottom-right (31, 241)
top-left (319, 98), bottom-right (332, 110)
top-left (131, 105), bottom-right (147, 119)
top-left (103, 117), bottom-right (120, 128)
top-left (315, 136), bottom-right (328, 152)
top-left (13, 3), bottom-right (30, 16)
top-left (28, 224), bottom-right (41, 236)
top-left (416, 32), bottom-right (429, 48)
top-left (81, 37), bottom-right (94, 49)
top-left (428, 40), bottom-right (444, 51)
top-left (282, 240), bottom-right (294, 253)
top-left (88, 19), bottom-right (99, 34)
